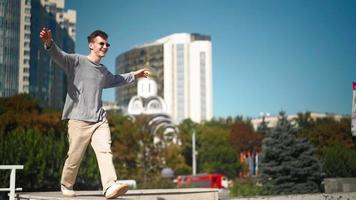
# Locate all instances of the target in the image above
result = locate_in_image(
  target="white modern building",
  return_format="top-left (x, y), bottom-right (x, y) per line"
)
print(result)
top-left (116, 33), bottom-right (213, 124)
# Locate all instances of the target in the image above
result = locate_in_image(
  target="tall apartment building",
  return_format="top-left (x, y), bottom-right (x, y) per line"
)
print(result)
top-left (40, 0), bottom-right (76, 41)
top-left (0, 0), bottom-right (21, 97)
top-left (0, 0), bottom-right (75, 109)
top-left (29, 0), bottom-right (75, 109)
top-left (18, 0), bottom-right (31, 93)
top-left (116, 33), bottom-right (213, 123)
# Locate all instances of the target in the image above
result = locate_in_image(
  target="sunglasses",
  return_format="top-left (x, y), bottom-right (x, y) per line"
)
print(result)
top-left (98, 42), bottom-right (110, 47)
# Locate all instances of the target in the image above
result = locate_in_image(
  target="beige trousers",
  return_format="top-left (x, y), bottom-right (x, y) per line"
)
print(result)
top-left (61, 118), bottom-right (117, 191)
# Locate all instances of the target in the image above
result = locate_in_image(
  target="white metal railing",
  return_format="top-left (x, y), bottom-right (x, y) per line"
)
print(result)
top-left (0, 165), bottom-right (24, 200)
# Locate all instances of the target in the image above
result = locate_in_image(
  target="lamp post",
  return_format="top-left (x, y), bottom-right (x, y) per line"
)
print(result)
top-left (192, 130), bottom-right (197, 175)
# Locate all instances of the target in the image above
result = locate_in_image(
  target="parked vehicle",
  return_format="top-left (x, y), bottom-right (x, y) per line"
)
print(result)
top-left (175, 173), bottom-right (228, 189)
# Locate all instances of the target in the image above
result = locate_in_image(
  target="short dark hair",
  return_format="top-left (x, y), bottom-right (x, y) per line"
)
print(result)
top-left (87, 30), bottom-right (108, 43)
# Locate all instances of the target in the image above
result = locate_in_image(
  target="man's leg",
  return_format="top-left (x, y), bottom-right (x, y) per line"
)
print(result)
top-left (61, 120), bottom-right (93, 189)
top-left (90, 118), bottom-right (117, 191)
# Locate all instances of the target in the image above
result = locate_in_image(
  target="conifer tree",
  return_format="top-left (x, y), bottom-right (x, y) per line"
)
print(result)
top-left (259, 111), bottom-right (322, 194)
top-left (257, 115), bottom-right (270, 135)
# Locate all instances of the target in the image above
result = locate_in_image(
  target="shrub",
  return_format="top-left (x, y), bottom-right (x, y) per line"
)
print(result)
top-left (320, 144), bottom-right (356, 177)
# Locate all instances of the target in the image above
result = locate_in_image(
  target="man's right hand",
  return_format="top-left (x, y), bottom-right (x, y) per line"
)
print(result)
top-left (39, 27), bottom-right (52, 48)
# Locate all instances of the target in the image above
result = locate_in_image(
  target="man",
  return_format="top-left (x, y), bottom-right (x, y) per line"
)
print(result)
top-left (39, 27), bottom-right (147, 198)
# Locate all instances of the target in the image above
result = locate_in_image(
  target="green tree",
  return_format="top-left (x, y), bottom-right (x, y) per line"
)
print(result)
top-left (110, 113), bottom-right (186, 189)
top-left (259, 111), bottom-right (322, 194)
top-left (295, 111), bottom-right (315, 130)
top-left (0, 94), bottom-right (65, 134)
top-left (109, 112), bottom-right (141, 181)
top-left (0, 94), bottom-right (100, 191)
top-left (0, 94), bottom-right (41, 114)
top-left (230, 120), bottom-right (262, 152)
top-left (299, 116), bottom-right (354, 154)
top-left (159, 143), bottom-right (190, 175)
top-left (320, 144), bottom-right (356, 177)
top-left (0, 129), bottom-right (66, 191)
top-left (198, 125), bottom-right (239, 179)
top-left (177, 119), bottom-right (198, 171)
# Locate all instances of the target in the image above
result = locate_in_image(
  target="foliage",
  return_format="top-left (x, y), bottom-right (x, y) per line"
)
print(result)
top-left (0, 94), bottom-right (65, 134)
top-left (0, 129), bottom-right (66, 191)
top-left (259, 111), bottom-right (323, 194)
top-left (110, 114), bottom-right (189, 189)
top-left (178, 119), bottom-right (240, 179)
top-left (296, 112), bottom-right (356, 178)
top-left (297, 114), bottom-right (354, 154)
top-left (295, 112), bottom-right (315, 130)
top-left (177, 119), bottom-right (198, 170)
top-left (230, 120), bottom-right (262, 152)
top-left (320, 144), bottom-right (356, 177)
top-left (159, 144), bottom-right (191, 175)
top-left (230, 178), bottom-right (269, 197)
top-left (256, 116), bottom-right (270, 135)
top-left (197, 125), bottom-right (239, 179)
top-left (0, 128), bottom-right (100, 191)
top-left (0, 94), bottom-right (100, 191)
top-left (2, 94), bottom-right (355, 194)
top-left (0, 93), bottom-right (41, 114)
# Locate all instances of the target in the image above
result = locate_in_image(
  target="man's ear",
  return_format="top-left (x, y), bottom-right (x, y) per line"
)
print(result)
top-left (89, 43), bottom-right (93, 50)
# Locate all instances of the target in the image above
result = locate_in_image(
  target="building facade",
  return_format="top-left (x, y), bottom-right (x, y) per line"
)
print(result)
top-left (0, 0), bottom-right (75, 109)
top-left (116, 33), bottom-right (213, 123)
top-left (251, 112), bottom-right (347, 130)
top-left (40, 0), bottom-right (76, 41)
top-left (29, 0), bottom-right (75, 109)
top-left (18, 0), bottom-right (31, 93)
top-left (0, 0), bottom-right (21, 97)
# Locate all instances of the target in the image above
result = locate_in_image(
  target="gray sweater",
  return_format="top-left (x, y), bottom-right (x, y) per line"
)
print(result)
top-left (47, 42), bottom-right (135, 122)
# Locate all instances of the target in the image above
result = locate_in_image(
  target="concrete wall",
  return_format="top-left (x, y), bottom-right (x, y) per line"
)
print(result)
top-left (323, 178), bottom-right (356, 193)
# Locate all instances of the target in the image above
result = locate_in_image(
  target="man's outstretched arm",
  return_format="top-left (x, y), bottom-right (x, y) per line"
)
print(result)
top-left (39, 27), bottom-right (77, 74)
top-left (103, 68), bottom-right (149, 89)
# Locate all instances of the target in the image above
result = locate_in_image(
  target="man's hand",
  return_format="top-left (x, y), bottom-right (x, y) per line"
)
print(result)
top-left (133, 68), bottom-right (150, 79)
top-left (39, 27), bottom-right (52, 48)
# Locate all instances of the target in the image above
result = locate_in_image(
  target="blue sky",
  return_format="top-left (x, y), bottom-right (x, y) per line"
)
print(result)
top-left (66, 0), bottom-right (356, 118)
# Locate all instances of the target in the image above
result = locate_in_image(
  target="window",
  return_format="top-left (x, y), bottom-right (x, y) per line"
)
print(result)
top-left (24, 41), bottom-right (30, 48)
top-left (176, 44), bottom-right (185, 121)
top-left (200, 52), bottom-right (207, 120)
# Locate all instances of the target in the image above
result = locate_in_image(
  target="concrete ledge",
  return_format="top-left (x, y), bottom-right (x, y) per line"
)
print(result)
top-left (17, 188), bottom-right (219, 200)
top-left (324, 178), bottom-right (356, 193)
top-left (230, 192), bottom-right (356, 200)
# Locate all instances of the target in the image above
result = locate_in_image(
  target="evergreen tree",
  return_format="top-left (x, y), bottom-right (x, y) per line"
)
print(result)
top-left (259, 111), bottom-right (322, 194)
top-left (256, 115), bottom-right (270, 135)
